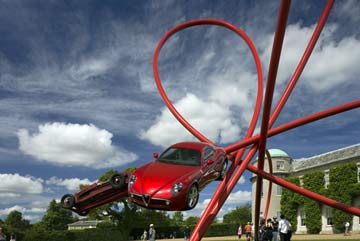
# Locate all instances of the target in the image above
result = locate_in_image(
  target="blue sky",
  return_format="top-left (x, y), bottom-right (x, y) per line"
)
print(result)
top-left (0, 0), bottom-right (359, 223)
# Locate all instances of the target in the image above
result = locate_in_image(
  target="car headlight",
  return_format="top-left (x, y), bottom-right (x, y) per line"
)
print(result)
top-left (171, 182), bottom-right (183, 196)
top-left (129, 175), bottom-right (136, 187)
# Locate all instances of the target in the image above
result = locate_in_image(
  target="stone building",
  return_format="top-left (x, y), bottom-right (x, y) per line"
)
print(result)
top-left (67, 220), bottom-right (103, 230)
top-left (251, 143), bottom-right (360, 234)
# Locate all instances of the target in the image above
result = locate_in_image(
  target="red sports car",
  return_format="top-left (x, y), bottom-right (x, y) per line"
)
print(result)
top-left (61, 171), bottom-right (132, 216)
top-left (128, 142), bottom-right (228, 211)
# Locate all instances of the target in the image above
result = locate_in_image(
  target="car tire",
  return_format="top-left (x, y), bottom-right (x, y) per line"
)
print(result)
top-left (216, 160), bottom-right (228, 181)
top-left (79, 210), bottom-right (89, 216)
top-left (184, 184), bottom-right (199, 210)
top-left (109, 173), bottom-right (125, 189)
top-left (61, 194), bottom-right (75, 208)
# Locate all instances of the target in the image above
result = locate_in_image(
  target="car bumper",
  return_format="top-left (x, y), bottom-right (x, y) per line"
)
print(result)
top-left (129, 192), bottom-right (186, 211)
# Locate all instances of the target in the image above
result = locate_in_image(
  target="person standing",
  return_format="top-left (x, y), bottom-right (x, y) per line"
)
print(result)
top-left (278, 214), bottom-right (290, 241)
top-left (262, 219), bottom-right (274, 241)
top-left (272, 216), bottom-right (279, 241)
top-left (237, 224), bottom-right (243, 240)
top-left (10, 232), bottom-right (16, 241)
top-left (184, 226), bottom-right (190, 241)
top-left (142, 229), bottom-right (148, 240)
top-left (245, 222), bottom-right (252, 241)
top-left (149, 224), bottom-right (156, 241)
top-left (345, 221), bottom-right (350, 236)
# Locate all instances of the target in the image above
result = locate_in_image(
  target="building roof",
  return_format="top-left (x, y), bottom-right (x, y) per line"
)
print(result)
top-left (268, 149), bottom-right (289, 158)
top-left (68, 220), bottom-right (103, 227)
top-left (292, 143), bottom-right (360, 172)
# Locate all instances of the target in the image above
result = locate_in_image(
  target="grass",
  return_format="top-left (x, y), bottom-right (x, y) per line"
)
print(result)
top-left (207, 240), bottom-right (360, 241)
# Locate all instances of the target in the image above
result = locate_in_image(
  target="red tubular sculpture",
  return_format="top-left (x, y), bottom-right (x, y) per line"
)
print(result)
top-left (263, 150), bottom-right (273, 220)
top-left (152, 0), bottom-right (359, 240)
top-left (254, 1), bottom-right (291, 237)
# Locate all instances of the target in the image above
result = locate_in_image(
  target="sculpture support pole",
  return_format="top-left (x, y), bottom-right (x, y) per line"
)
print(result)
top-left (263, 150), bottom-right (273, 220)
top-left (254, 1), bottom-right (290, 239)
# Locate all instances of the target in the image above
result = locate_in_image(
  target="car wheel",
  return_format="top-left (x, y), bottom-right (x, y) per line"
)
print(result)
top-left (79, 210), bottom-right (89, 216)
top-left (217, 160), bottom-right (228, 181)
top-left (61, 194), bottom-right (75, 208)
top-left (184, 184), bottom-right (199, 210)
top-left (109, 173), bottom-right (125, 189)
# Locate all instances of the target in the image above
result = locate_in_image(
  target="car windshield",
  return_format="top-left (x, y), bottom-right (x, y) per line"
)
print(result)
top-left (157, 147), bottom-right (201, 166)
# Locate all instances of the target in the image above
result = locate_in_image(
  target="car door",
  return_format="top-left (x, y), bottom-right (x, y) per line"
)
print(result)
top-left (199, 147), bottom-right (217, 189)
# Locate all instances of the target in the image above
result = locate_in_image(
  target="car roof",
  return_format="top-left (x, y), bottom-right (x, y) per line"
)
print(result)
top-left (170, 141), bottom-right (211, 151)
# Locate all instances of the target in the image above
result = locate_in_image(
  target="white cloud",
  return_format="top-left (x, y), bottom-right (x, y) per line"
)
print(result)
top-left (225, 190), bottom-right (252, 204)
top-left (0, 205), bottom-right (46, 223)
top-left (261, 23), bottom-right (360, 92)
top-left (17, 122), bottom-right (138, 169)
top-left (46, 176), bottom-right (93, 191)
top-left (0, 173), bottom-right (43, 194)
top-left (181, 189), bottom-right (251, 221)
top-left (0, 205), bottom-right (26, 216)
top-left (69, 54), bottom-right (116, 81)
top-left (139, 93), bottom-right (241, 147)
top-left (237, 175), bottom-right (246, 185)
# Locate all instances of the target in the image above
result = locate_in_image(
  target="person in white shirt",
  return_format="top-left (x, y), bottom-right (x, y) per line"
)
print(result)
top-left (278, 214), bottom-right (290, 241)
top-left (345, 221), bottom-right (350, 236)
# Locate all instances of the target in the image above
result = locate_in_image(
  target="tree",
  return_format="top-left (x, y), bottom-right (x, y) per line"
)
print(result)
top-left (4, 210), bottom-right (30, 230)
top-left (223, 204), bottom-right (251, 225)
top-left (41, 199), bottom-right (74, 231)
top-left (184, 216), bottom-right (199, 226)
top-left (2, 210), bottom-right (31, 241)
top-left (171, 211), bottom-right (184, 227)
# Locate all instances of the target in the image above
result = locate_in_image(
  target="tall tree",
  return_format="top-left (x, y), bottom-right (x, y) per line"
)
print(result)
top-left (4, 210), bottom-right (30, 230)
top-left (223, 204), bottom-right (251, 225)
top-left (172, 211), bottom-right (184, 227)
top-left (41, 199), bottom-right (74, 231)
top-left (184, 216), bottom-right (199, 226)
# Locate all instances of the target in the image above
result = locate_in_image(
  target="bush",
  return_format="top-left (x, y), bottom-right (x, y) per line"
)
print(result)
top-left (303, 171), bottom-right (324, 234)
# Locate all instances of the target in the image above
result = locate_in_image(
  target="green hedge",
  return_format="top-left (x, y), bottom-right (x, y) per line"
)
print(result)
top-left (303, 171), bottom-right (324, 234)
top-left (280, 176), bottom-right (303, 233)
top-left (328, 162), bottom-right (357, 232)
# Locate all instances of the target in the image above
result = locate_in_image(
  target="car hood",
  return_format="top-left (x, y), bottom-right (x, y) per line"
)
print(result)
top-left (135, 161), bottom-right (200, 195)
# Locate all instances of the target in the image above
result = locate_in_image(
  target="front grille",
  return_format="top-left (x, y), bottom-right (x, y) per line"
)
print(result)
top-left (130, 193), bottom-right (171, 206)
top-left (131, 193), bottom-right (143, 201)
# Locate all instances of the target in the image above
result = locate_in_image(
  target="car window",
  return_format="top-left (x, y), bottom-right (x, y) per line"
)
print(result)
top-left (157, 148), bottom-right (201, 166)
top-left (203, 147), bottom-right (215, 163)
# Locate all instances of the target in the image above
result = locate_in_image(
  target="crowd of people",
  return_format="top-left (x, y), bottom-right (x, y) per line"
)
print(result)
top-left (141, 224), bottom-right (191, 240)
top-left (237, 215), bottom-right (291, 241)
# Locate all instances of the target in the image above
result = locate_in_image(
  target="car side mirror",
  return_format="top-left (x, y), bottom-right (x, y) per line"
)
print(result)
top-left (206, 159), bottom-right (214, 165)
top-left (153, 152), bottom-right (159, 159)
